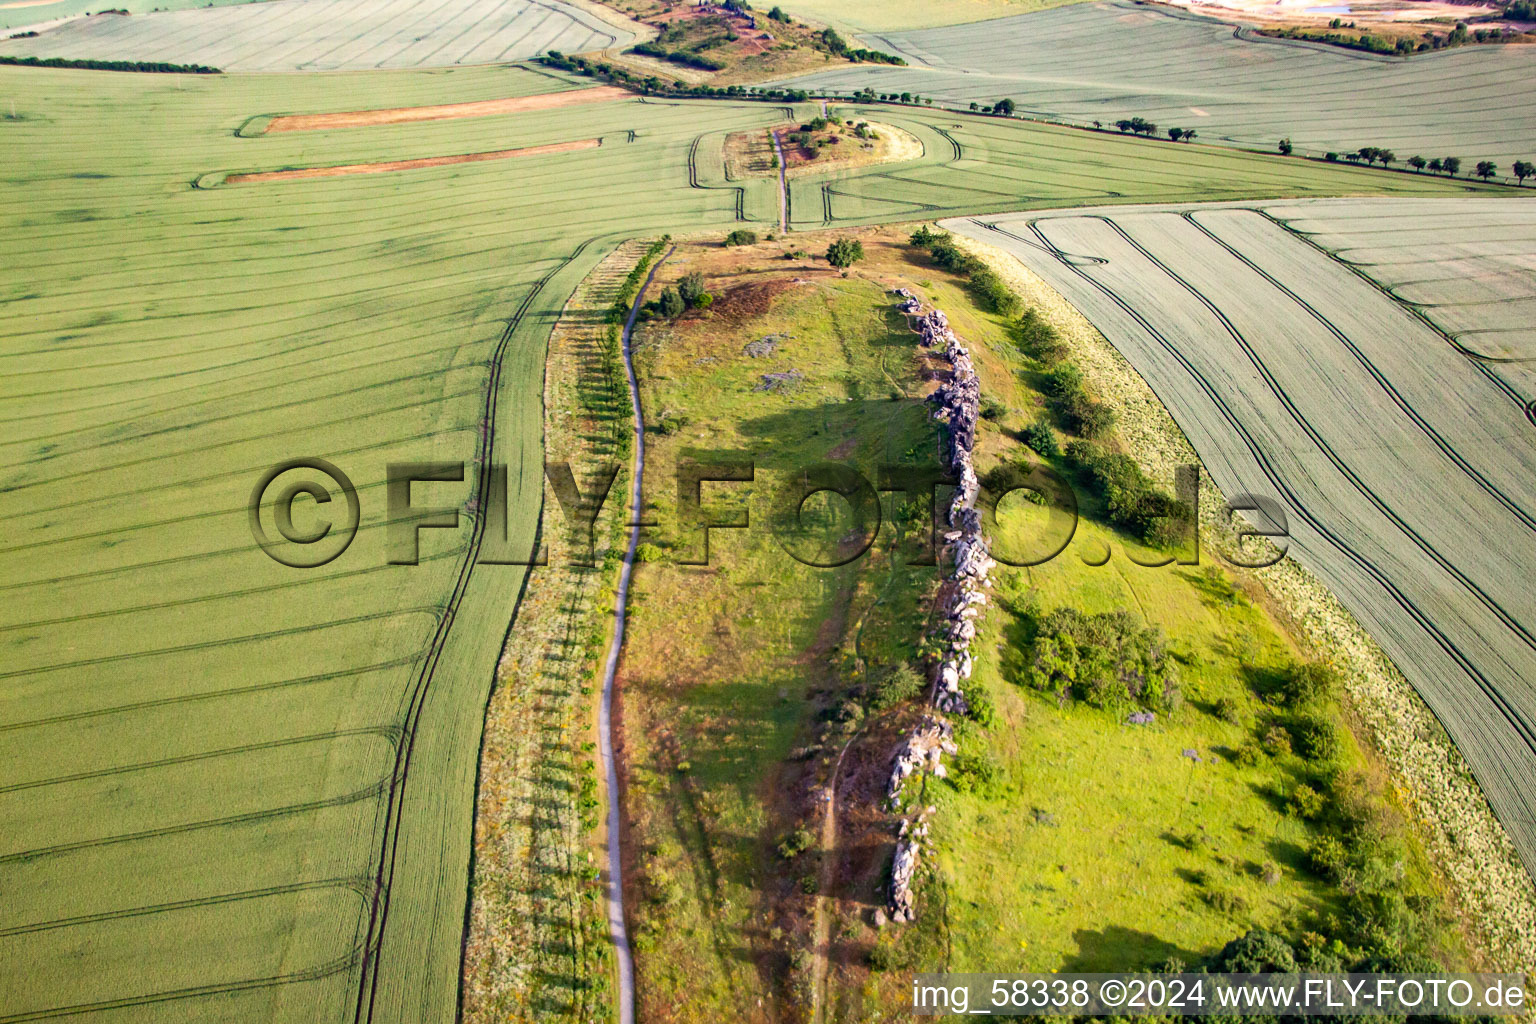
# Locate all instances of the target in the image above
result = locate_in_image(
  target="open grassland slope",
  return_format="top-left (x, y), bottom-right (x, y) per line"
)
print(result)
top-left (946, 200), bottom-right (1536, 958)
top-left (782, 1), bottom-right (1536, 168)
top-left (0, 64), bottom-right (778, 1024)
top-left (2, 0), bottom-right (633, 72)
top-left (784, 102), bottom-right (1502, 229)
top-left (610, 230), bottom-right (1477, 1023)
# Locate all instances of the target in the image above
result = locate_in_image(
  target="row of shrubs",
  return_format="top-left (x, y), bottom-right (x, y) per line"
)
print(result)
top-left (0, 55), bottom-right (221, 73)
top-left (639, 269), bottom-right (712, 321)
top-left (908, 225), bottom-right (1020, 316)
top-left (540, 50), bottom-right (812, 101)
top-left (626, 41), bottom-right (726, 72)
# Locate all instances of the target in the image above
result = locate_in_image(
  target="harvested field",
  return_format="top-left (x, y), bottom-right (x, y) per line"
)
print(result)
top-left (946, 198), bottom-right (1536, 889)
top-left (225, 138), bottom-right (602, 183)
top-left (2, 0), bottom-right (633, 72)
top-left (784, 0), bottom-right (1536, 167)
top-left (772, 0), bottom-right (1083, 33)
top-left (264, 86), bottom-right (631, 133)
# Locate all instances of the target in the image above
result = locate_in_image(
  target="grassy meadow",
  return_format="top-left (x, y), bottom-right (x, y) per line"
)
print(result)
top-left (603, 229), bottom-right (1467, 1023)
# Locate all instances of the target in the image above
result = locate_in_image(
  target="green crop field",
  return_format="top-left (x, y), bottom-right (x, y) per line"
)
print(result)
top-left (784, 0), bottom-right (1536, 169)
top-left (792, 103), bottom-right (1492, 229)
top-left (1, 0), bottom-right (632, 72)
top-left (771, 0), bottom-right (1085, 35)
top-left (0, 64), bottom-right (774, 1024)
top-left (0, 55), bottom-right (1518, 1024)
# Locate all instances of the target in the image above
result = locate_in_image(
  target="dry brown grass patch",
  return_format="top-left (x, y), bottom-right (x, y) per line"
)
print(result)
top-left (226, 138), bottom-right (600, 183)
top-left (264, 86), bottom-right (631, 133)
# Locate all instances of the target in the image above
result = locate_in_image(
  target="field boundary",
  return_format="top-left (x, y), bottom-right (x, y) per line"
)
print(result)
top-left (245, 86), bottom-right (633, 135)
top-left (215, 139), bottom-right (604, 185)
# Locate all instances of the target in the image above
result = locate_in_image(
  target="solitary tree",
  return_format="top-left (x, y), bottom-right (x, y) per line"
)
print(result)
top-left (1428, 158), bottom-right (1442, 172)
top-left (826, 237), bottom-right (865, 269)
top-left (1514, 160), bottom-right (1533, 185)
top-left (678, 271), bottom-right (707, 307)
top-left (1278, 137), bottom-right (1293, 155)
top-left (993, 97), bottom-right (1015, 116)
top-left (1168, 127), bottom-right (1184, 142)
top-left (1409, 155), bottom-right (1426, 172)
top-left (969, 101), bottom-right (979, 111)
top-left (658, 286), bottom-right (685, 318)
top-left (1476, 160), bottom-right (1498, 180)
top-left (1443, 156), bottom-right (1462, 176)
top-left (1182, 128), bottom-right (1197, 142)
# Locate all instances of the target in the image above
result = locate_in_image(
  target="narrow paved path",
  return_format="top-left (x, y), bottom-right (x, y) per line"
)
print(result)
top-left (770, 129), bottom-right (789, 233)
top-left (600, 244), bottom-right (672, 1024)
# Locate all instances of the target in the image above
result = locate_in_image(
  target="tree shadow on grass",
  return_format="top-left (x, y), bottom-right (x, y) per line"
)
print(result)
top-left (1063, 926), bottom-right (1203, 972)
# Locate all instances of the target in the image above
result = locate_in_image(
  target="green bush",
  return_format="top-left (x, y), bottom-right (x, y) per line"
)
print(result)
top-left (1024, 606), bottom-right (1179, 711)
top-left (866, 662), bottom-right (924, 711)
top-left (677, 271), bottom-right (706, 306)
top-left (949, 749), bottom-right (1001, 794)
top-left (1306, 834), bottom-right (1348, 879)
top-left (1022, 420), bottom-right (1059, 457)
top-left (967, 686), bottom-right (997, 728)
top-left (1261, 724), bottom-right (1293, 758)
top-left (657, 286), bottom-right (685, 318)
top-left (1281, 661), bottom-right (1340, 706)
top-left (1214, 696), bottom-right (1243, 725)
top-left (1287, 783), bottom-right (1327, 820)
top-left (1064, 441), bottom-right (1193, 545)
top-left (724, 228), bottom-right (758, 247)
top-left (1216, 930), bottom-right (1296, 972)
top-left (777, 825), bottom-right (815, 860)
top-left (826, 237), bottom-right (865, 268)
top-left (1289, 711), bottom-right (1341, 763)
top-left (635, 543), bottom-right (664, 563)
top-left (1015, 308), bottom-right (1067, 362)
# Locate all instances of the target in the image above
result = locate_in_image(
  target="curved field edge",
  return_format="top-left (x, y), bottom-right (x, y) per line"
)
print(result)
top-left (944, 223), bottom-right (1536, 972)
top-left (787, 103), bottom-right (1506, 230)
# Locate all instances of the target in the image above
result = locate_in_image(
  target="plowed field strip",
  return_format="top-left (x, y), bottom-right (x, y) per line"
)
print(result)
top-left (265, 86), bottom-right (630, 133)
top-left (226, 139), bottom-right (600, 183)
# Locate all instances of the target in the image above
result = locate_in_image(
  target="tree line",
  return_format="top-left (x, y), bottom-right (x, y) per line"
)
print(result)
top-left (1309, 143), bottom-right (1533, 183)
top-left (0, 55), bottom-right (221, 73)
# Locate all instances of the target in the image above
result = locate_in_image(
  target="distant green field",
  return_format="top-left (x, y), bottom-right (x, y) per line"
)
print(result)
top-left (0, 61), bottom-right (1501, 1024)
top-left (795, 103), bottom-right (1499, 228)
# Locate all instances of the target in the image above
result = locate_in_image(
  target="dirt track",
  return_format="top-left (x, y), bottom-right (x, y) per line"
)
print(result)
top-left (226, 139), bottom-right (600, 183)
top-left (265, 86), bottom-right (632, 133)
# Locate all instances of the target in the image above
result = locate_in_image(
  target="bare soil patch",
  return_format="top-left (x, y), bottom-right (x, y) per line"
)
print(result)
top-left (264, 86), bottom-right (631, 133)
top-left (226, 138), bottom-right (600, 183)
